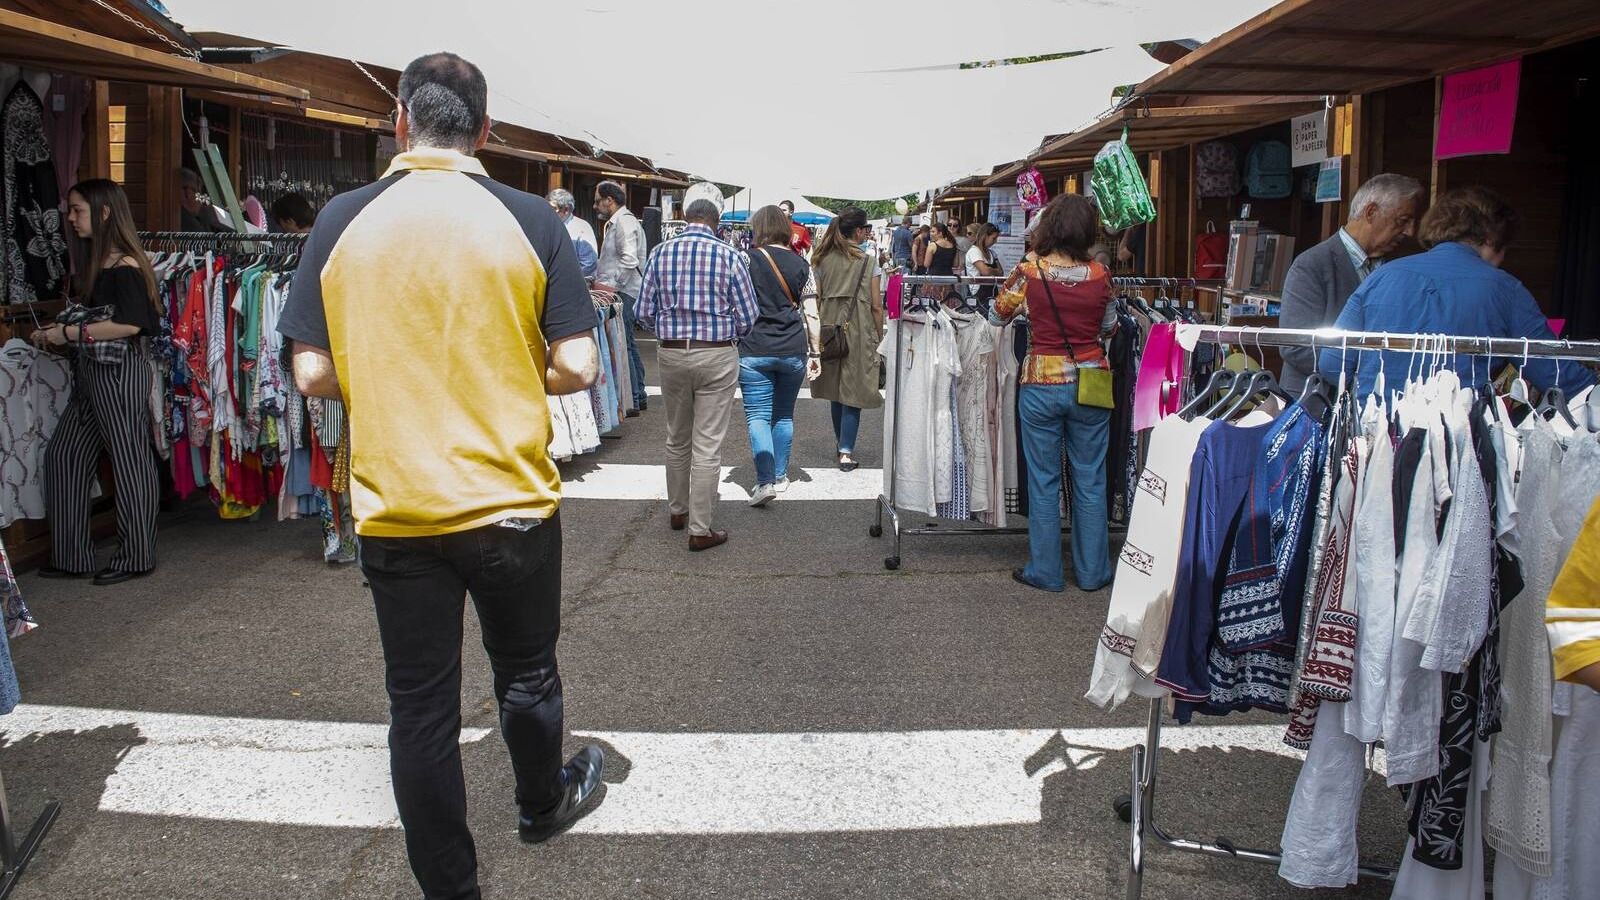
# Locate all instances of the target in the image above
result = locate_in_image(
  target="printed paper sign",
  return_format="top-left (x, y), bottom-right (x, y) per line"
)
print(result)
top-left (1291, 110), bottom-right (1329, 168)
top-left (1435, 59), bottom-right (1521, 159)
top-left (1315, 157), bottom-right (1342, 203)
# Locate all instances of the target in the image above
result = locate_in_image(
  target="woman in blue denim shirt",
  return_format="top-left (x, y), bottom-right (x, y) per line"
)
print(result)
top-left (740, 206), bottom-right (822, 507)
top-left (1319, 186), bottom-right (1596, 399)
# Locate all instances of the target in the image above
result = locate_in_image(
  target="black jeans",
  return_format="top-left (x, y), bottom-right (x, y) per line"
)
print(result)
top-left (361, 513), bottom-right (566, 900)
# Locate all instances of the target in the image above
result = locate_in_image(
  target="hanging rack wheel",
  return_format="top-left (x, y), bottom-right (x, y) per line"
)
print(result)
top-left (884, 556), bottom-right (900, 571)
top-left (1113, 793), bottom-right (1133, 823)
top-left (869, 524), bottom-right (883, 538)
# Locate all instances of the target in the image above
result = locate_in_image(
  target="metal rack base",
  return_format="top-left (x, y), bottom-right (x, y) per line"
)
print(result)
top-left (1117, 696), bottom-right (1396, 899)
top-left (0, 802), bottom-right (58, 900)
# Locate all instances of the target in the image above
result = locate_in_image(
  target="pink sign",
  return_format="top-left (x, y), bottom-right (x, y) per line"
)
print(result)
top-left (1434, 59), bottom-right (1521, 160)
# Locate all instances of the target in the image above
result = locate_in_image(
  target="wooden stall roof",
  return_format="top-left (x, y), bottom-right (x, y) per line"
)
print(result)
top-left (0, 9), bottom-right (307, 98)
top-left (193, 33), bottom-right (676, 183)
top-left (984, 98), bottom-right (1320, 185)
top-left (1135, 0), bottom-right (1600, 96)
top-left (2, 0), bottom-right (199, 54)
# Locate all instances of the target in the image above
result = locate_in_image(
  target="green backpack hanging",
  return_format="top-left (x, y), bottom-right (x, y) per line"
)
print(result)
top-left (1089, 127), bottom-right (1157, 232)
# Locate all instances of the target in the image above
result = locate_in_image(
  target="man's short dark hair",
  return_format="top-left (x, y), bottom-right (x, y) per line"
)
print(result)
top-left (270, 193), bottom-right (315, 229)
top-left (1030, 194), bottom-right (1099, 261)
top-left (397, 52), bottom-right (488, 152)
top-left (684, 199), bottom-right (721, 226)
top-left (596, 180), bottom-right (628, 208)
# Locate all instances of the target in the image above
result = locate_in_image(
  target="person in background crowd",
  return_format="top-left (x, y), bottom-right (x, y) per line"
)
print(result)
top-left (810, 206), bottom-right (883, 472)
top-left (911, 224), bottom-right (931, 276)
top-left (270, 193), bottom-right (317, 234)
top-left (992, 194), bottom-right (1118, 593)
top-left (949, 216), bottom-right (970, 257)
top-left (965, 222), bottom-right (1002, 310)
top-left (636, 198), bottom-right (759, 550)
top-left (778, 200), bottom-right (813, 257)
top-left (177, 168), bottom-right (229, 233)
top-left (278, 52), bottom-right (606, 900)
top-left (740, 205), bottom-right (822, 507)
top-left (1279, 172), bottom-right (1424, 391)
top-left (595, 180), bottom-right (649, 414)
top-left (1114, 221), bottom-right (1146, 274)
top-left (1319, 185), bottom-right (1597, 398)
top-left (34, 179), bottom-right (162, 586)
top-left (1087, 242), bottom-right (1113, 270)
top-left (923, 222), bottom-right (961, 279)
top-left (890, 216), bottom-right (914, 271)
top-left (548, 188), bottom-right (598, 280)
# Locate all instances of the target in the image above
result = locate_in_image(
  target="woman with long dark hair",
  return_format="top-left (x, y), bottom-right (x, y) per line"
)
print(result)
top-left (809, 206), bottom-right (883, 471)
top-left (31, 179), bottom-right (162, 585)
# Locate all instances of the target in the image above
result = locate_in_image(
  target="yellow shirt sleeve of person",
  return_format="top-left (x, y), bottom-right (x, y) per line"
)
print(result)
top-left (1547, 494), bottom-right (1600, 683)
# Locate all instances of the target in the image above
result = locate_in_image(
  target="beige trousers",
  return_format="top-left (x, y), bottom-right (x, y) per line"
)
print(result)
top-left (658, 346), bottom-right (739, 537)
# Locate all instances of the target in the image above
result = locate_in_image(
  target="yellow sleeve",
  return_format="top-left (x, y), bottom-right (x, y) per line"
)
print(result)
top-left (1547, 495), bottom-right (1600, 683)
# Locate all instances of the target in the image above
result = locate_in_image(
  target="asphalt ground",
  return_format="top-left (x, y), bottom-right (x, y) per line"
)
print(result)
top-left (2, 337), bottom-right (1408, 899)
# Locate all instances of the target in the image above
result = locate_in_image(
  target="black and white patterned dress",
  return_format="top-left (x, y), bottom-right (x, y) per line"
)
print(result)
top-left (2, 82), bottom-right (67, 305)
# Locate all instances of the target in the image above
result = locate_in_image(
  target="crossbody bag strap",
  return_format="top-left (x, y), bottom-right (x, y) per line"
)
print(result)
top-left (759, 247), bottom-right (816, 356)
top-left (1032, 260), bottom-right (1080, 366)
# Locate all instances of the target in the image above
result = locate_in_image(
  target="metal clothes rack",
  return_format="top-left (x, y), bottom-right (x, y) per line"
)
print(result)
top-left (1116, 324), bottom-right (1600, 900)
top-left (138, 231), bottom-right (308, 244)
top-left (869, 273), bottom-right (1216, 571)
top-left (0, 765), bottom-right (58, 899)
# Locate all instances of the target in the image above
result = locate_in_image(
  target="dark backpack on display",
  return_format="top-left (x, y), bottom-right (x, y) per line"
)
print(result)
top-left (1195, 141), bottom-right (1240, 199)
top-left (1245, 140), bottom-right (1293, 199)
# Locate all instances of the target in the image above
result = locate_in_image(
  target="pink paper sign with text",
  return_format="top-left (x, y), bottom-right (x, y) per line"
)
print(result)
top-left (1434, 59), bottom-right (1521, 160)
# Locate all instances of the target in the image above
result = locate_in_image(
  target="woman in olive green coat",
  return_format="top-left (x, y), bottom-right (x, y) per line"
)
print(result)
top-left (810, 206), bottom-right (883, 471)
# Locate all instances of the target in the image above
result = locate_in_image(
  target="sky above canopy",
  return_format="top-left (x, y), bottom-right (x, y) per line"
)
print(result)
top-left (164, 0), bottom-right (1277, 199)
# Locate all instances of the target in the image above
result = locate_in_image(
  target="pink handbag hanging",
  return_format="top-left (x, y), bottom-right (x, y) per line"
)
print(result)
top-left (1016, 167), bottom-right (1049, 214)
top-left (1132, 322), bottom-right (1183, 432)
top-left (885, 271), bottom-right (905, 320)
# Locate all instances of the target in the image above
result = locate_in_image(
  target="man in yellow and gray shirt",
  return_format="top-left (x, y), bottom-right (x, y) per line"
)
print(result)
top-left (1549, 495), bottom-right (1600, 691)
top-left (278, 52), bottom-right (606, 900)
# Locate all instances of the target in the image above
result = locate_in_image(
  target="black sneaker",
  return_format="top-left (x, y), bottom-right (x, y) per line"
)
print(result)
top-left (518, 745), bottom-right (605, 844)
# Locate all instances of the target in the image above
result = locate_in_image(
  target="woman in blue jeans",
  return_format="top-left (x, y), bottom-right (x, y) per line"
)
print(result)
top-left (740, 206), bottom-right (822, 507)
top-left (992, 195), bottom-right (1117, 592)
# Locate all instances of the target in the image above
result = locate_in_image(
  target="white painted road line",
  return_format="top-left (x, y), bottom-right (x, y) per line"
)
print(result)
top-left (0, 707), bottom-right (1343, 833)
top-left (569, 725), bottom-right (1336, 835)
top-left (0, 705), bottom-right (490, 829)
top-left (559, 463), bottom-right (883, 502)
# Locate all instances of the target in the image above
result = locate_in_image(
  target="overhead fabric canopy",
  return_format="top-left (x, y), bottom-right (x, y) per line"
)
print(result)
top-left (720, 188), bottom-right (835, 225)
top-left (161, 0), bottom-right (1277, 198)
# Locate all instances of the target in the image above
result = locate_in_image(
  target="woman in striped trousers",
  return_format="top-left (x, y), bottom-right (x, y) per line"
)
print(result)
top-left (31, 180), bottom-right (161, 586)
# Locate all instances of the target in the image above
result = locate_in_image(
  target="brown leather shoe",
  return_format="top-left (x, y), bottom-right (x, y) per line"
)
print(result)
top-left (670, 513), bottom-right (687, 531)
top-left (688, 530), bottom-right (728, 552)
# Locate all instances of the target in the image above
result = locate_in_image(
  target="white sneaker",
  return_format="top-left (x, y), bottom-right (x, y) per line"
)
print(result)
top-left (748, 483), bottom-right (778, 507)
top-left (773, 477), bottom-right (790, 493)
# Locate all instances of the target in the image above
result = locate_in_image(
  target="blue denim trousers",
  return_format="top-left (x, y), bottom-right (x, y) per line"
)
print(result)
top-left (739, 355), bottom-right (807, 485)
top-left (1018, 382), bottom-right (1113, 591)
top-left (830, 402), bottom-right (862, 455)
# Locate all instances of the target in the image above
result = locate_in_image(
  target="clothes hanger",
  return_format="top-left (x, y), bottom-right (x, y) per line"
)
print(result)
top-left (1180, 362), bottom-right (1238, 419)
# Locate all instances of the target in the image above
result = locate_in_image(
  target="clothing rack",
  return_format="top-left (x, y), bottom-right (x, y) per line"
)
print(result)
top-left (1115, 323), bottom-right (1600, 900)
top-left (869, 274), bottom-right (1212, 571)
top-left (138, 231), bottom-right (308, 243)
top-left (0, 765), bottom-right (58, 899)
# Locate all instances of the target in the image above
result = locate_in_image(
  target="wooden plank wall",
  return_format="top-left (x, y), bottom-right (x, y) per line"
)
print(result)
top-left (1442, 41), bottom-right (1588, 314)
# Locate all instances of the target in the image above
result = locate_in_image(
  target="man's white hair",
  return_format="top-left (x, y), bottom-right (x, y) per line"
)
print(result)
top-left (1348, 173), bottom-right (1424, 222)
top-left (548, 188), bottom-right (576, 211)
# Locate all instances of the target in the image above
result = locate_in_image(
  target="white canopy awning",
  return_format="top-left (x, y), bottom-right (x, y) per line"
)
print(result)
top-left (163, 1), bottom-right (1277, 198)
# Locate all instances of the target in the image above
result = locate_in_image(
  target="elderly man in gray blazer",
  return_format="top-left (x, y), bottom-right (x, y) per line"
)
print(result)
top-left (1279, 173), bottom-right (1425, 391)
